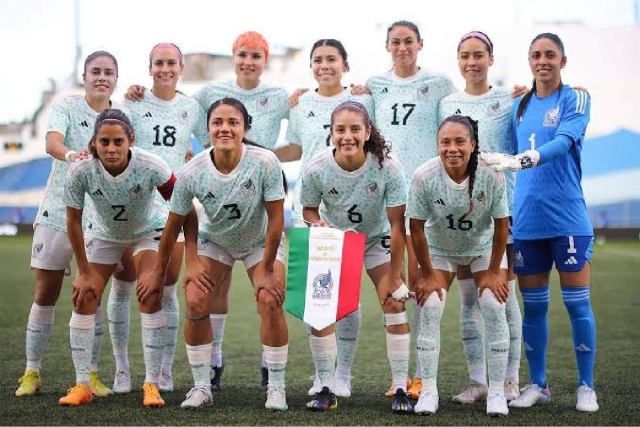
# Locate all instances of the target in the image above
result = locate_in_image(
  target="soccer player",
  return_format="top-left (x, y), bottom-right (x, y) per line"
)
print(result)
top-left (365, 20), bottom-right (456, 399)
top-left (482, 33), bottom-right (598, 413)
top-left (275, 38), bottom-right (375, 398)
top-left (59, 109), bottom-right (177, 407)
top-left (15, 51), bottom-right (119, 398)
top-left (408, 115), bottom-right (511, 417)
top-left (107, 42), bottom-right (209, 395)
top-left (127, 31), bottom-right (289, 391)
top-left (300, 101), bottom-right (411, 413)
top-left (138, 97), bottom-right (290, 411)
top-left (438, 31), bottom-right (522, 403)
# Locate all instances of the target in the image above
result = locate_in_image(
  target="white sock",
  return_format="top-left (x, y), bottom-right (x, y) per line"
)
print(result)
top-left (478, 290), bottom-right (509, 395)
top-left (459, 278), bottom-right (487, 385)
top-left (263, 344), bottom-right (288, 389)
top-left (91, 306), bottom-right (104, 372)
top-left (505, 279), bottom-right (522, 383)
top-left (69, 312), bottom-right (95, 384)
top-left (409, 299), bottom-right (421, 378)
top-left (336, 307), bottom-right (360, 378)
top-left (209, 314), bottom-right (226, 367)
top-left (107, 279), bottom-right (134, 371)
top-left (141, 311), bottom-right (167, 384)
top-left (310, 333), bottom-right (337, 390)
top-left (417, 290), bottom-right (446, 393)
top-left (25, 303), bottom-right (55, 371)
top-left (186, 343), bottom-right (212, 390)
top-left (161, 284), bottom-right (179, 375)
top-left (386, 332), bottom-right (410, 392)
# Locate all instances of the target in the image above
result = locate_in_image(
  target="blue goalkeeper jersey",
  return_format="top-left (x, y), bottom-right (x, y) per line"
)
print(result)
top-left (512, 84), bottom-right (593, 239)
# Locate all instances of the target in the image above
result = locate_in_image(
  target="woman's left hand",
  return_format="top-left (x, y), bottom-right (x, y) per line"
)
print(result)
top-left (476, 271), bottom-right (509, 303)
top-left (253, 263), bottom-right (285, 306)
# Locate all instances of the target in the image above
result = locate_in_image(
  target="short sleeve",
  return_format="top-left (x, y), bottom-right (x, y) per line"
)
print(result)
top-left (169, 174), bottom-right (195, 216)
top-left (64, 163), bottom-right (87, 209)
top-left (285, 108), bottom-right (301, 146)
top-left (299, 169), bottom-right (322, 208)
top-left (406, 171), bottom-right (432, 220)
top-left (385, 159), bottom-right (407, 208)
top-left (489, 171), bottom-right (509, 219)
top-left (46, 102), bottom-right (71, 137)
top-left (262, 156), bottom-right (286, 202)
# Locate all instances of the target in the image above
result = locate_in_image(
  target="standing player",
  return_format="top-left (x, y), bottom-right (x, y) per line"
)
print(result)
top-left (127, 31), bottom-right (290, 391)
top-left (408, 115), bottom-right (511, 416)
top-left (59, 109), bottom-right (177, 407)
top-left (300, 101), bottom-right (411, 413)
top-left (15, 51), bottom-right (119, 398)
top-left (482, 33), bottom-right (598, 413)
top-left (275, 38), bottom-right (375, 398)
top-left (366, 20), bottom-right (457, 398)
top-left (107, 42), bottom-right (208, 395)
top-left (138, 97), bottom-right (290, 411)
top-left (438, 31), bottom-right (522, 403)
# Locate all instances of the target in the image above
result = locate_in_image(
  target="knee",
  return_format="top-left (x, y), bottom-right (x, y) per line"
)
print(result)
top-left (184, 286), bottom-right (209, 319)
top-left (257, 290), bottom-right (281, 317)
top-left (478, 289), bottom-right (504, 310)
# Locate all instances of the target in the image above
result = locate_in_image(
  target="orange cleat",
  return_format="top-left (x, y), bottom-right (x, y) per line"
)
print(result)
top-left (385, 376), bottom-right (412, 397)
top-left (143, 383), bottom-right (165, 408)
top-left (59, 383), bottom-right (93, 406)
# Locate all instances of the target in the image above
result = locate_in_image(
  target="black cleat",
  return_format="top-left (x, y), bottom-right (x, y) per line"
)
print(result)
top-left (392, 388), bottom-right (413, 414)
top-left (306, 386), bottom-right (338, 412)
top-left (260, 367), bottom-right (269, 392)
top-left (210, 362), bottom-right (225, 391)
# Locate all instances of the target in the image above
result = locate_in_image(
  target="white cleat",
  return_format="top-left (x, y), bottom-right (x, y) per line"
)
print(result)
top-left (334, 375), bottom-right (352, 398)
top-left (509, 383), bottom-right (550, 408)
top-left (504, 379), bottom-right (520, 401)
top-left (452, 380), bottom-right (488, 404)
top-left (487, 392), bottom-right (509, 417)
top-left (159, 369), bottom-right (174, 392)
top-left (265, 387), bottom-right (288, 411)
top-left (415, 390), bottom-right (439, 415)
top-left (113, 370), bottom-right (131, 394)
top-left (307, 374), bottom-right (322, 396)
top-left (180, 386), bottom-right (213, 410)
top-left (576, 384), bottom-right (599, 412)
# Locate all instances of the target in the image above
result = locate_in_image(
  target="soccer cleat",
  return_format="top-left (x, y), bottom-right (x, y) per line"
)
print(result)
top-left (180, 386), bottom-right (213, 410)
top-left (452, 380), bottom-right (488, 404)
top-left (15, 370), bottom-right (42, 397)
top-left (306, 386), bottom-right (338, 412)
top-left (210, 362), bottom-right (225, 392)
top-left (576, 384), bottom-right (599, 412)
top-left (90, 371), bottom-right (114, 396)
top-left (407, 377), bottom-right (422, 399)
top-left (307, 374), bottom-right (322, 396)
top-left (113, 370), bottom-right (131, 394)
top-left (385, 376), bottom-right (412, 397)
top-left (504, 379), bottom-right (520, 401)
top-left (265, 387), bottom-right (288, 411)
top-left (142, 383), bottom-right (165, 408)
top-left (509, 383), bottom-right (550, 408)
top-left (414, 390), bottom-right (439, 415)
top-left (59, 383), bottom-right (93, 406)
top-left (334, 375), bottom-right (352, 397)
top-left (487, 392), bottom-right (509, 417)
top-left (391, 388), bottom-right (413, 414)
top-left (260, 367), bottom-right (269, 392)
top-left (159, 369), bottom-right (174, 392)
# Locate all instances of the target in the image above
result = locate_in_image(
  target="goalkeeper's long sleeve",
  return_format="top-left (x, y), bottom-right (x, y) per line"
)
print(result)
top-left (537, 134), bottom-right (573, 165)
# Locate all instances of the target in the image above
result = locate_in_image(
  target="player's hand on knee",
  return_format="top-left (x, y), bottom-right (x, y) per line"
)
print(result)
top-left (477, 271), bottom-right (509, 303)
top-left (253, 264), bottom-right (284, 305)
top-left (136, 270), bottom-right (164, 304)
top-left (183, 261), bottom-right (214, 294)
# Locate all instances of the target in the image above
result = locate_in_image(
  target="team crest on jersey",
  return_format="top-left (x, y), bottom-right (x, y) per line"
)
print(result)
top-left (543, 106), bottom-right (560, 127)
top-left (241, 178), bottom-right (256, 196)
top-left (257, 97), bottom-right (269, 111)
top-left (487, 101), bottom-right (501, 117)
top-left (416, 86), bottom-right (429, 100)
top-left (312, 270), bottom-right (333, 299)
top-left (178, 110), bottom-right (188, 125)
top-left (474, 190), bottom-right (486, 207)
top-left (365, 182), bottom-right (380, 198)
top-left (129, 184), bottom-right (142, 199)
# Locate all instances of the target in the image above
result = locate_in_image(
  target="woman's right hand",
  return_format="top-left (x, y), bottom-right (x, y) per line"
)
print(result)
top-left (125, 85), bottom-right (146, 102)
top-left (183, 258), bottom-right (215, 294)
top-left (71, 270), bottom-right (99, 309)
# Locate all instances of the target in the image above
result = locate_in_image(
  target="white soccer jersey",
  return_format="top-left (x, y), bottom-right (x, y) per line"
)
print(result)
top-left (35, 96), bottom-right (128, 232)
top-left (407, 157), bottom-right (508, 257)
top-left (300, 149), bottom-right (406, 242)
top-left (171, 145), bottom-right (285, 253)
top-left (193, 80), bottom-right (289, 149)
top-left (367, 69), bottom-right (456, 188)
top-left (64, 147), bottom-right (173, 243)
top-left (125, 91), bottom-right (208, 174)
top-left (438, 87), bottom-right (516, 213)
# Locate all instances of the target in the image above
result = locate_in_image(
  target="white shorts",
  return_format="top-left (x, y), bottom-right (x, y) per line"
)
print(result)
top-left (365, 236), bottom-right (391, 270)
top-left (430, 253), bottom-right (508, 273)
top-left (197, 234), bottom-right (286, 269)
top-left (30, 224), bottom-right (72, 275)
top-left (85, 230), bottom-right (162, 265)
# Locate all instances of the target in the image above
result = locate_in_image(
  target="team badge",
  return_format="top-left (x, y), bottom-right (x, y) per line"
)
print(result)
top-left (32, 242), bottom-right (44, 257)
top-left (178, 110), bottom-right (188, 125)
top-left (474, 190), bottom-right (486, 207)
top-left (487, 101), bottom-right (501, 117)
top-left (515, 251), bottom-right (524, 267)
top-left (312, 270), bottom-right (333, 299)
top-left (242, 178), bottom-right (256, 196)
top-left (365, 182), bottom-right (380, 198)
top-left (85, 239), bottom-right (94, 255)
top-left (129, 184), bottom-right (142, 199)
top-left (417, 86), bottom-right (429, 100)
top-left (257, 97), bottom-right (269, 111)
top-left (543, 106), bottom-right (560, 127)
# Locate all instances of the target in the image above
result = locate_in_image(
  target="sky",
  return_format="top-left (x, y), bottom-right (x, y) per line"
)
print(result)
top-left (0, 0), bottom-right (638, 123)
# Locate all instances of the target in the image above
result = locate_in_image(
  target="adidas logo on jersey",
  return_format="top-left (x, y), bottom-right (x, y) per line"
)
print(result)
top-left (454, 109), bottom-right (462, 115)
top-left (144, 111), bottom-right (153, 118)
top-left (434, 198), bottom-right (445, 205)
top-left (42, 210), bottom-right (49, 217)
top-left (203, 191), bottom-right (215, 201)
top-left (564, 256), bottom-right (578, 265)
top-left (92, 189), bottom-right (104, 196)
top-left (307, 111), bottom-right (315, 118)
top-left (79, 120), bottom-right (89, 127)
top-left (381, 87), bottom-right (388, 93)
top-left (328, 188), bottom-right (339, 195)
